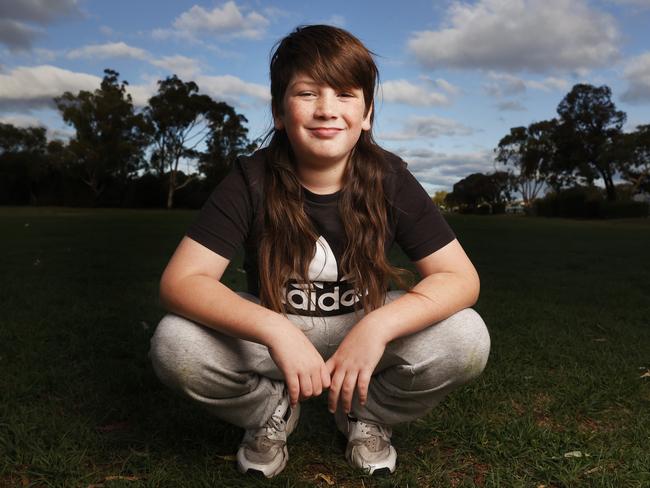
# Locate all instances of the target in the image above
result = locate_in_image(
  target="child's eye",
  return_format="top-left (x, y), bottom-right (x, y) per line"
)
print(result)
top-left (298, 91), bottom-right (315, 97)
top-left (339, 92), bottom-right (355, 98)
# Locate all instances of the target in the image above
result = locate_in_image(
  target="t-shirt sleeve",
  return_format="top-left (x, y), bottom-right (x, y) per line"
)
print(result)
top-left (392, 168), bottom-right (456, 261)
top-left (185, 162), bottom-right (253, 260)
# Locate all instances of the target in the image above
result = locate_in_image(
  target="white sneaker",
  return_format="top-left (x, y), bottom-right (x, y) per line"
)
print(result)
top-left (335, 409), bottom-right (397, 475)
top-left (236, 394), bottom-right (300, 478)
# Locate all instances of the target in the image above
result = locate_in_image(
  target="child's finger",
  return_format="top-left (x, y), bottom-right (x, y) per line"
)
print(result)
top-left (298, 372), bottom-right (313, 399)
top-left (340, 371), bottom-right (358, 414)
top-left (356, 369), bottom-right (371, 405)
top-left (286, 374), bottom-right (300, 406)
top-left (328, 369), bottom-right (344, 413)
top-left (310, 370), bottom-right (323, 396)
top-left (321, 364), bottom-right (331, 389)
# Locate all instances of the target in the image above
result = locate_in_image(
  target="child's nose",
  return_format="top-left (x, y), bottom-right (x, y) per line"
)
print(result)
top-left (314, 93), bottom-right (337, 118)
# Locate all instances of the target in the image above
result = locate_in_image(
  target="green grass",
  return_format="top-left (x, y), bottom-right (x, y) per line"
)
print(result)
top-left (1, 207), bottom-right (649, 487)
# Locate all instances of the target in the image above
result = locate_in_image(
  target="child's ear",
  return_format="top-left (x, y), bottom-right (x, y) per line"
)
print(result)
top-left (273, 108), bottom-right (284, 130)
top-left (362, 103), bottom-right (373, 131)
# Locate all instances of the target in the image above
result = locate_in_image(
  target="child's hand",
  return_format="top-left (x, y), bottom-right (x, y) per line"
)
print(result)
top-left (325, 320), bottom-right (387, 414)
top-left (266, 324), bottom-right (331, 407)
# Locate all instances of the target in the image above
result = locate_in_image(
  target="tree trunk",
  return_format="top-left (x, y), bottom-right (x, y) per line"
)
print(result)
top-left (601, 169), bottom-right (617, 201)
top-left (166, 171), bottom-right (175, 209)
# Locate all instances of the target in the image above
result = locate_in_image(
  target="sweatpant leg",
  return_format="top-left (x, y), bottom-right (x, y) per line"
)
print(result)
top-left (149, 293), bottom-right (329, 430)
top-left (346, 292), bottom-right (491, 425)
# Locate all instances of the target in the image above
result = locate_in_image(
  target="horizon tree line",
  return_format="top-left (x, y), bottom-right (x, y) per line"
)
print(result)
top-left (0, 69), bottom-right (256, 208)
top-left (1, 76), bottom-right (649, 211)
top-left (446, 83), bottom-right (650, 213)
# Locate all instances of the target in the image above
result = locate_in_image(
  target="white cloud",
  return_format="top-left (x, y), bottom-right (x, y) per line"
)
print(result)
top-left (408, 0), bottom-right (619, 73)
top-left (622, 52), bottom-right (650, 103)
top-left (125, 81), bottom-right (158, 108)
top-left (381, 79), bottom-right (450, 107)
top-left (0, 113), bottom-right (43, 128)
top-left (67, 42), bottom-right (149, 60)
top-left (197, 75), bottom-right (270, 106)
top-left (380, 115), bottom-right (475, 141)
top-left (0, 65), bottom-right (100, 110)
top-left (0, 0), bottom-right (82, 50)
top-left (170, 1), bottom-right (270, 40)
top-left (484, 72), bottom-right (569, 97)
top-left (496, 100), bottom-right (527, 111)
top-left (390, 147), bottom-right (495, 191)
top-left (433, 78), bottom-right (461, 96)
top-left (151, 55), bottom-right (202, 80)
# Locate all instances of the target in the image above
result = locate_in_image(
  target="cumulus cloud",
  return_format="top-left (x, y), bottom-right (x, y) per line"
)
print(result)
top-left (484, 72), bottom-right (569, 98)
top-left (67, 42), bottom-right (149, 60)
top-left (151, 55), bottom-right (202, 80)
top-left (622, 52), bottom-right (650, 103)
top-left (157, 1), bottom-right (270, 41)
top-left (380, 115), bottom-right (475, 141)
top-left (408, 0), bottom-right (619, 73)
top-left (381, 79), bottom-right (450, 107)
top-left (389, 147), bottom-right (495, 191)
top-left (197, 75), bottom-right (270, 106)
top-left (0, 0), bottom-right (82, 50)
top-left (496, 100), bottom-right (527, 111)
top-left (0, 65), bottom-right (100, 110)
top-left (0, 113), bottom-right (44, 128)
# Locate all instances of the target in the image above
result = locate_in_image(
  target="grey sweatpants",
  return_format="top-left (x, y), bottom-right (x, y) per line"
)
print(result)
top-left (149, 291), bottom-right (490, 430)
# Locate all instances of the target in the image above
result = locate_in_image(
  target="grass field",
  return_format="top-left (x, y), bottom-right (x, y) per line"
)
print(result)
top-left (1, 207), bottom-right (649, 487)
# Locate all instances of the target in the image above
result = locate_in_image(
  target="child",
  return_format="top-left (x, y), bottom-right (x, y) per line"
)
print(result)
top-left (150, 24), bottom-right (490, 478)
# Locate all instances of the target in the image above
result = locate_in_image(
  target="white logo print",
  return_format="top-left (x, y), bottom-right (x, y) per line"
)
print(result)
top-left (284, 236), bottom-right (360, 315)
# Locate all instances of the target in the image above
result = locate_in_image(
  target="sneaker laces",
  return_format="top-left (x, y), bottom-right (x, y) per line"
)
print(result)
top-left (350, 420), bottom-right (391, 453)
top-left (251, 399), bottom-right (289, 445)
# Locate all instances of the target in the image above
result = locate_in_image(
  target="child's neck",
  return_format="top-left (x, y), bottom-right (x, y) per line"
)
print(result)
top-left (297, 161), bottom-right (345, 195)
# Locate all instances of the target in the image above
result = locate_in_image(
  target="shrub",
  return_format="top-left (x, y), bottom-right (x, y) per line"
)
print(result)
top-left (534, 186), bottom-right (649, 219)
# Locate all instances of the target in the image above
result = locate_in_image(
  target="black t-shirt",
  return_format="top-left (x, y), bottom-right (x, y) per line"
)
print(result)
top-left (187, 148), bottom-right (455, 316)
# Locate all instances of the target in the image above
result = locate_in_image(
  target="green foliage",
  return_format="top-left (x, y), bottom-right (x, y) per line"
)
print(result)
top-left (54, 69), bottom-right (149, 203)
top-left (553, 84), bottom-right (625, 200)
top-left (495, 120), bottom-right (557, 203)
top-left (534, 186), bottom-right (649, 218)
top-left (446, 172), bottom-right (513, 214)
top-left (145, 75), bottom-right (253, 208)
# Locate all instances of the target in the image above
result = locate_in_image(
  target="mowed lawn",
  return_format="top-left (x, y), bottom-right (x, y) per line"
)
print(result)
top-left (1, 207), bottom-right (649, 488)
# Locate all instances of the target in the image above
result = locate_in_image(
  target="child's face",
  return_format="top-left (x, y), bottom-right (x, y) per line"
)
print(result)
top-left (274, 74), bottom-right (372, 170)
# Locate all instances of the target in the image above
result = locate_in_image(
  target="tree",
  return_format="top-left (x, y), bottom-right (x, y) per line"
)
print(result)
top-left (145, 76), bottom-right (254, 208)
top-left (199, 101), bottom-right (257, 188)
top-left (446, 172), bottom-right (513, 213)
top-left (432, 190), bottom-right (448, 210)
top-left (495, 119), bottom-right (558, 205)
top-left (618, 125), bottom-right (650, 194)
top-left (146, 76), bottom-right (215, 208)
top-left (55, 69), bottom-right (149, 204)
top-left (555, 84), bottom-right (626, 201)
top-left (0, 123), bottom-right (49, 204)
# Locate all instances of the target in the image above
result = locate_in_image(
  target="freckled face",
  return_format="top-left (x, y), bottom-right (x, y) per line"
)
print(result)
top-left (274, 75), bottom-right (372, 168)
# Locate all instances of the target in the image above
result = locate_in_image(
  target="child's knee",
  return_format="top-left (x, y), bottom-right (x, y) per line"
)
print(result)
top-left (430, 308), bottom-right (490, 384)
top-left (149, 314), bottom-right (213, 394)
top-left (396, 308), bottom-right (490, 390)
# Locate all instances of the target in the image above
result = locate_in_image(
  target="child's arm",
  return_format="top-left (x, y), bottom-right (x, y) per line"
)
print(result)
top-left (160, 236), bottom-right (331, 406)
top-left (325, 238), bottom-right (479, 414)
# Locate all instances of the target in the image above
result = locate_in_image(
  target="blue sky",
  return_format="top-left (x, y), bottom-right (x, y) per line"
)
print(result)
top-left (1, 0), bottom-right (650, 193)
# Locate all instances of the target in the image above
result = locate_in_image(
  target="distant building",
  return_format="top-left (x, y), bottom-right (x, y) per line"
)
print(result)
top-left (632, 192), bottom-right (650, 204)
top-left (505, 201), bottom-right (525, 214)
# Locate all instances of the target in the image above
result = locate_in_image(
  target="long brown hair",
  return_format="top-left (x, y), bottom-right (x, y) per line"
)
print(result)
top-left (259, 25), bottom-right (409, 314)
